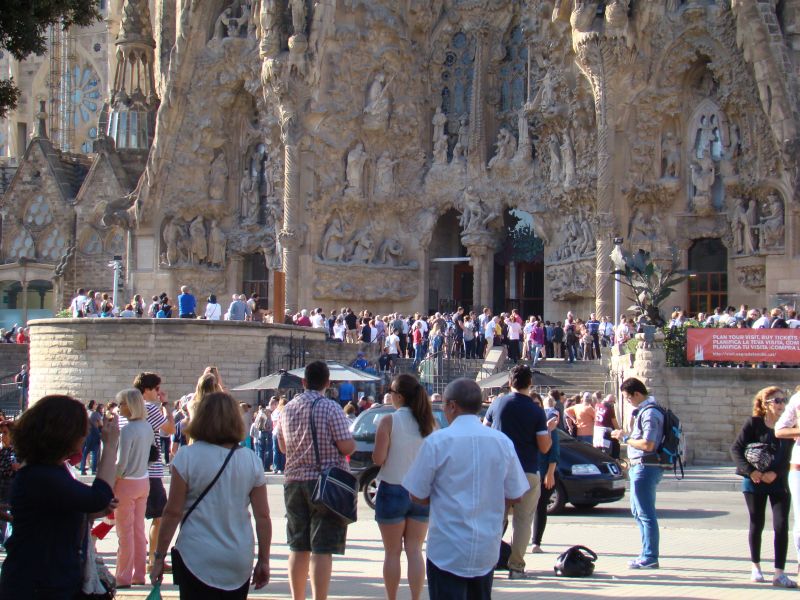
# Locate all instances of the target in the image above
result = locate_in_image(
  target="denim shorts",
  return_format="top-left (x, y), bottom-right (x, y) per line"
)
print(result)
top-left (375, 481), bottom-right (430, 525)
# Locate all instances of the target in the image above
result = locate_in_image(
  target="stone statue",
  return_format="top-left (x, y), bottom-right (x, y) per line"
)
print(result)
top-left (457, 115), bottom-right (469, 154)
top-left (349, 229), bottom-right (375, 263)
top-left (561, 129), bottom-right (576, 186)
top-left (578, 217), bottom-right (594, 255)
top-left (208, 153), bottom-right (228, 202)
top-left (320, 211), bottom-right (346, 262)
top-left (375, 152), bottom-right (397, 196)
top-left (376, 238), bottom-right (405, 266)
top-left (514, 109), bottom-right (533, 165)
top-left (433, 135), bottom-right (448, 164)
top-left (240, 170), bottom-right (259, 222)
top-left (163, 219), bottom-right (181, 266)
top-left (540, 67), bottom-right (555, 110)
top-left (690, 151), bottom-right (715, 214)
top-left (459, 187), bottom-right (483, 233)
top-left (731, 200), bottom-right (758, 255)
top-left (208, 220), bottom-right (226, 266)
top-left (364, 73), bottom-right (391, 130)
top-left (290, 0), bottom-right (306, 36)
top-left (258, 0), bottom-right (281, 57)
top-left (629, 206), bottom-right (650, 243)
top-left (661, 132), bottom-right (679, 178)
top-left (189, 216), bottom-right (208, 265)
top-left (432, 107), bottom-right (446, 142)
top-left (761, 193), bottom-right (785, 249)
top-left (487, 128), bottom-right (515, 170)
top-left (548, 134), bottom-right (562, 185)
top-left (345, 143), bottom-right (368, 196)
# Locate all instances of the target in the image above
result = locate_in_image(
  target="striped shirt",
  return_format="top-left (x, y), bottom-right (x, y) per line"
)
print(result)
top-left (145, 402), bottom-right (168, 478)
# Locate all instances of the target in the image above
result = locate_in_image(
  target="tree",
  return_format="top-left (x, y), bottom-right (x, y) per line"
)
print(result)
top-left (610, 247), bottom-right (690, 326)
top-left (0, 1), bottom-right (101, 119)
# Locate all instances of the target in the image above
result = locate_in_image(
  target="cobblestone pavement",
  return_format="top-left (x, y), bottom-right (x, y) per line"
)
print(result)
top-left (101, 472), bottom-right (793, 599)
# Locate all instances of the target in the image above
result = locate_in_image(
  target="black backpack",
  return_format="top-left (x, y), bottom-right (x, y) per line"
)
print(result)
top-left (554, 545), bottom-right (597, 577)
top-left (638, 405), bottom-right (685, 479)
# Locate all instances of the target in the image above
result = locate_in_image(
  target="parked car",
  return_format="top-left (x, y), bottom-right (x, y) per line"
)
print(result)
top-left (349, 403), bottom-right (626, 514)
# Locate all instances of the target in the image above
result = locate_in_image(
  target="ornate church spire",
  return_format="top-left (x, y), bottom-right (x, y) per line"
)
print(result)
top-left (106, 0), bottom-right (159, 150)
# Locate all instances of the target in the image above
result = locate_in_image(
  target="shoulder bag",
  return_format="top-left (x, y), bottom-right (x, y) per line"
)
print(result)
top-left (170, 445), bottom-right (238, 585)
top-left (309, 396), bottom-right (358, 524)
top-left (554, 545), bottom-right (597, 577)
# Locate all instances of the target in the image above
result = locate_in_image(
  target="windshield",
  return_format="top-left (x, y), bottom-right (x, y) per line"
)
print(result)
top-left (351, 410), bottom-right (389, 442)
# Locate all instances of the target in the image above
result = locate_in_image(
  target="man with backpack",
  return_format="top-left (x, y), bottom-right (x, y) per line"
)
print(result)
top-left (612, 377), bottom-right (666, 569)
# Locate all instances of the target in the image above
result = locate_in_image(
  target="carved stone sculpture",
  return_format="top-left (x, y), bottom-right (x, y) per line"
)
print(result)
top-left (457, 116), bottom-right (469, 156)
top-left (189, 216), bottom-right (208, 265)
top-left (690, 151), bottom-right (715, 215)
top-left (345, 143), bottom-right (368, 196)
top-left (737, 265), bottom-right (766, 290)
top-left (548, 134), bottom-right (562, 185)
top-left (661, 132), bottom-right (680, 179)
top-left (487, 128), bottom-right (515, 170)
top-left (514, 109), bottom-right (533, 166)
top-left (290, 0), bottom-right (306, 36)
top-left (348, 229), bottom-right (375, 263)
top-left (376, 238), bottom-right (405, 266)
top-left (730, 198), bottom-right (758, 255)
top-left (547, 262), bottom-right (595, 301)
top-left (761, 193), bottom-right (785, 249)
top-left (320, 212), bottom-right (346, 262)
top-left (432, 106), bottom-right (448, 164)
top-left (208, 153), bottom-right (228, 202)
top-left (364, 73), bottom-right (391, 131)
top-left (208, 220), bottom-right (226, 267)
top-left (162, 219), bottom-right (182, 267)
top-left (375, 152), bottom-right (397, 197)
top-left (240, 170), bottom-right (259, 223)
top-left (561, 129), bottom-right (576, 187)
top-left (432, 107), bottom-right (446, 142)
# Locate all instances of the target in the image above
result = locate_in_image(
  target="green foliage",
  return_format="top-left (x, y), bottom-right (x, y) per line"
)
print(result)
top-left (55, 308), bottom-right (72, 318)
top-left (611, 248), bottom-right (689, 326)
top-left (0, 0), bottom-right (101, 118)
top-left (663, 324), bottom-right (691, 367)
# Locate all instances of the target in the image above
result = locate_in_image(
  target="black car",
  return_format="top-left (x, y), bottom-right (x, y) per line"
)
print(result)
top-left (349, 403), bottom-right (626, 514)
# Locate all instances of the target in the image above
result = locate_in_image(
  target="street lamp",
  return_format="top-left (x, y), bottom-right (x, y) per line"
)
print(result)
top-left (108, 255), bottom-right (123, 313)
top-left (611, 237), bottom-right (624, 326)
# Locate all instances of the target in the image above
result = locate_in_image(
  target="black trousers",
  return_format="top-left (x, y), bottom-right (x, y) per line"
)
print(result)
top-left (427, 559), bottom-right (493, 600)
top-left (172, 548), bottom-right (250, 600)
top-left (532, 485), bottom-right (554, 545)
top-left (744, 490), bottom-right (790, 569)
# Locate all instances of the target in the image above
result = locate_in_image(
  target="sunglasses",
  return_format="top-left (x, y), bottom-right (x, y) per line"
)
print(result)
top-left (768, 397), bottom-right (787, 405)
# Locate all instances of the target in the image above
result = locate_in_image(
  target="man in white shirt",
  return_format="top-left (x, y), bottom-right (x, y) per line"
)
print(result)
top-left (384, 330), bottom-right (400, 361)
top-left (70, 288), bottom-right (89, 317)
top-left (403, 378), bottom-right (529, 599)
top-left (751, 309), bottom-right (770, 329)
top-left (310, 308), bottom-right (326, 329)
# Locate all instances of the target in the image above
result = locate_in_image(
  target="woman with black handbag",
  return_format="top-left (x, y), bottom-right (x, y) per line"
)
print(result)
top-left (731, 386), bottom-right (795, 588)
top-left (150, 392), bottom-right (271, 598)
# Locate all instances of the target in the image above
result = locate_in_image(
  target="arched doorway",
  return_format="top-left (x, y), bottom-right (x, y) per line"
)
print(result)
top-left (427, 209), bottom-right (470, 313)
top-left (494, 209), bottom-right (544, 317)
top-left (243, 253), bottom-right (269, 310)
top-left (688, 238), bottom-right (727, 314)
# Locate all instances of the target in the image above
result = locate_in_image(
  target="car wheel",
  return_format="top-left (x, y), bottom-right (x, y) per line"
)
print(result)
top-left (547, 481), bottom-right (567, 515)
top-left (363, 471), bottom-right (379, 509)
top-left (572, 502), bottom-right (599, 510)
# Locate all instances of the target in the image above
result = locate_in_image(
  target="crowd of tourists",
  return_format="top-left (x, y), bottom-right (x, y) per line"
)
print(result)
top-left (0, 350), bottom-right (798, 598)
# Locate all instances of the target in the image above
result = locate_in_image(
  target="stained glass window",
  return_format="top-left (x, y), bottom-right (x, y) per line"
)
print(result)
top-left (440, 31), bottom-right (475, 145)
top-left (499, 26), bottom-right (528, 119)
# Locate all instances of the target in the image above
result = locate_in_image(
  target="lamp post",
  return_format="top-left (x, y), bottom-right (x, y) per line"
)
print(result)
top-left (611, 237), bottom-right (624, 327)
top-left (109, 255), bottom-right (123, 313)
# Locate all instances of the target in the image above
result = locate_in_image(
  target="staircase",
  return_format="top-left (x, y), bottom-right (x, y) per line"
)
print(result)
top-left (393, 355), bottom-right (611, 397)
top-left (527, 358), bottom-right (612, 397)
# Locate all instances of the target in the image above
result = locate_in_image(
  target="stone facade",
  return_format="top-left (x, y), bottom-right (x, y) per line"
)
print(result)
top-left (1, 1), bottom-right (799, 320)
top-left (27, 318), bottom-right (326, 406)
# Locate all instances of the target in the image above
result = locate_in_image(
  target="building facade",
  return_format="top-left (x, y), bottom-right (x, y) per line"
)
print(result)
top-left (0, 0), bottom-right (798, 324)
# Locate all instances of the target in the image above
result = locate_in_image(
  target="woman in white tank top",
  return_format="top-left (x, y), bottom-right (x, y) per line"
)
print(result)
top-left (373, 374), bottom-right (436, 600)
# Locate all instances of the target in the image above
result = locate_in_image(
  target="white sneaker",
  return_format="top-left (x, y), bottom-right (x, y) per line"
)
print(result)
top-left (750, 568), bottom-right (765, 583)
top-left (773, 573), bottom-right (797, 588)
top-left (531, 544), bottom-right (544, 554)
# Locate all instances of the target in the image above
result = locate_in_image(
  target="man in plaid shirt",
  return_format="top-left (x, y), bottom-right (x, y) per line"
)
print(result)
top-left (278, 361), bottom-right (355, 600)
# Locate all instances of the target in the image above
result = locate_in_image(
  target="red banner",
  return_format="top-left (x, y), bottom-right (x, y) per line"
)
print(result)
top-left (686, 328), bottom-right (800, 363)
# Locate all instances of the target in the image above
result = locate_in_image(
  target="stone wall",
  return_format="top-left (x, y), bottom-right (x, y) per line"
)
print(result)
top-left (615, 338), bottom-right (800, 465)
top-left (27, 319), bottom-right (326, 407)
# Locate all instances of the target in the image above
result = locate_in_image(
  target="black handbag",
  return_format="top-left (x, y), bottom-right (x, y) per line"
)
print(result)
top-left (309, 397), bottom-right (358, 524)
top-left (744, 442), bottom-right (775, 472)
top-left (554, 545), bottom-right (597, 577)
top-left (148, 442), bottom-right (160, 464)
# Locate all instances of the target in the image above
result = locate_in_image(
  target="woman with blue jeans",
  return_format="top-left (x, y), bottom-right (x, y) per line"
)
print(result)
top-left (271, 398), bottom-right (285, 473)
top-left (373, 374), bottom-right (436, 600)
